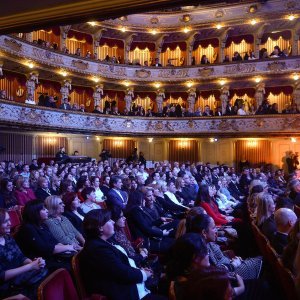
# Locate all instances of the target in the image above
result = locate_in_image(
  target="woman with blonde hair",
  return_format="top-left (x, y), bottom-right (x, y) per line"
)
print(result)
top-left (44, 195), bottom-right (85, 250)
top-left (255, 193), bottom-right (276, 240)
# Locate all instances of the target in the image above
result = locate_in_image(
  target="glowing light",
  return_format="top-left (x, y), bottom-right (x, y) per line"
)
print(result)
top-left (154, 82), bottom-right (161, 89)
top-left (288, 15), bottom-right (295, 21)
top-left (120, 26), bottom-right (126, 32)
top-left (96, 137), bottom-right (100, 141)
top-left (150, 29), bottom-right (158, 35)
top-left (250, 19), bottom-right (257, 25)
top-left (92, 77), bottom-right (100, 83)
top-left (254, 76), bottom-right (262, 83)
top-left (291, 137), bottom-right (297, 143)
top-left (183, 27), bottom-right (191, 33)
top-left (27, 62), bottom-right (34, 69)
top-left (87, 21), bottom-right (97, 26)
top-left (216, 24), bottom-right (222, 30)
top-left (60, 70), bottom-right (68, 77)
top-left (219, 79), bottom-right (226, 86)
top-left (247, 140), bottom-right (258, 148)
top-left (186, 81), bottom-right (194, 88)
top-left (293, 74), bottom-right (299, 81)
top-left (123, 81), bottom-right (130, 87)
top-left (148, 137), bottom-right (153, 143)
top-left (209, 138), bottom-right (218, 143)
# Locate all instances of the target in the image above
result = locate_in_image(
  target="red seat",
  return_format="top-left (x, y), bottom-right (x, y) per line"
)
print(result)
top-left (8, 210), bottom-right (21, 234)
top-left (38, 268), bottom-right (79, 300)
top-left (251, 221), bottom-right (269, 258)
top-left (72, 253), bottom-right (107, 300)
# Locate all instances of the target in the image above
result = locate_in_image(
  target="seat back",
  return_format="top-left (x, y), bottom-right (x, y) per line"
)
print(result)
top-left (71, 252), bottom-right (107, 300)
top-left (8, 210), bottom-right (21, 233)
top-left (275, 259), bottom-right (297, 300)
top-left (38, 268), bottom-right (79, 300)
top-left (251, 221), bottom-right (269, 257)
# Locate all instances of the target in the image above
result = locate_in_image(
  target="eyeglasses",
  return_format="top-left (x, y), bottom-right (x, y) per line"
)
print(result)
top-left (58, 202), bottom-right (64, 205)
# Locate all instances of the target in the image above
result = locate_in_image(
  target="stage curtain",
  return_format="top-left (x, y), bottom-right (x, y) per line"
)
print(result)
top-left (35, 136), bottom-right (68, 158)
top-left (0, 133), bottom-right (33, 163)
top-left (103, 139), bottom-right (135, 159)
top-left (169, 140), bottom-right (199, 163)
top-left (235, 140), bottom-right (271, 169)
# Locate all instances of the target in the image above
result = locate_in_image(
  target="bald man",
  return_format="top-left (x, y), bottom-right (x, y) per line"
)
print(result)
top-left (271, 208), bottom-right (297, 254)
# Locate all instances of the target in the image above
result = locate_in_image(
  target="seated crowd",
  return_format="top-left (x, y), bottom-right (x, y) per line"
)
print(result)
top-left (0, 155), bottom-right (300, 299)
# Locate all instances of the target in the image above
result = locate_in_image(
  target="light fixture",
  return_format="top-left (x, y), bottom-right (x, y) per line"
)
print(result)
top-left (293, 73), bottom-right (299, 81)
top-left (186, 81), bottom-right (194, 88)
top-left (27, 61), bottom-right (34, 69)
top-left (247, 139), bottom-right (258, 148)
top-left (148, 137), bottom-right (153, 143)
top-left (216, 24), bottom-right (222, 30)
top-left (92, 77), bottom-right (100, 83)
top-left (291, 137), bottom-right (297, 143)
top-left (288, 14), bottom-right (296, 21)
top-left (60, 70), bottom-right (68, 77)
top-left (209, 138), bottom-right (218, 143)
top-left (154, 82), bottom-right (161, 89)
top-left (119, 26), bottom-right (126, 33)
top-left (86, 136), bottom-right (90, 140)
top-left (219, 79), bottom-right (226, 86)
top-left (254, 76), bottom-right (262, 83)
top-left (250, 19), bottom-right (257, 25)
top-left (123, 81), bottom-right (130, 87)
top-left (183, 26), bottom-right (191, 33)
top-left (87, 21), bottom-right (97, 26)
top-left (150, 29), bottom-right (158, 35)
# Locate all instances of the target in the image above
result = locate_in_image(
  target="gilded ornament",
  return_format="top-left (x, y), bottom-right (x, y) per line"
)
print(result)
top-left (155, 121), bottom-right (163, 130)
top-left (198, 67), bottom-right (214, 77)
top-left (72, 60), bottom-right (89, 70)
top-left (255, 118), bottom-right (265, 128)
top-left (180, 14), bottom-right (191, 23)
top-left (215, 10), bottom-right (224, 18)
top-left (248, 5), bottom-right (258, 13)
top-left (4, 38), bottom-right (22, 52)
top-left (266, 61), bottom-right (286, 72)
top-left (188, 119), bottom-right (195, 128)
top-left (135, 69), bottom-right (151, 79)
top-left (150, 17), bottom-right (159, 24)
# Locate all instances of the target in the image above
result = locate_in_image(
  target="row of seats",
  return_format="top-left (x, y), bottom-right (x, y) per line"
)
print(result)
top-left (251, 219), bottom-right (297, 300)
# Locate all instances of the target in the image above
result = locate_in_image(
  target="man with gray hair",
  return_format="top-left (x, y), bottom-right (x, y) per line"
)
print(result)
top-left (288, 179), bottom-right (300, 206)
top-left (271, 208), bottom-right (297, 254)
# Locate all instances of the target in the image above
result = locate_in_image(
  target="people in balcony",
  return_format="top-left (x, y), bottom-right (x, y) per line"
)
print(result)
top-left (0, 89), bottom-right (7, 99)
top-left (203, 105), bottom-right (213, 116)
top-left (270, 46), bottom-right (284, 58)
top-left (200, 55), bottom-right (210, 64)
top-left (152, 58), bottom-right (162, 67)
top-left (75, 47), bottom-right (81, 56)
top-left (237, 104), bottom-right (248, 116)
top-left (59, 98), bottom-right (71, 110)
top-left (44, 96), bottom-right (57, 108)
top-left (215, 106), bottom-right (222, 116)
top-left (92, 105), bottom-right (102, 114)
top-left (259, 48), bottom-right (268, 59)
top-left (166, 59), bottom-right (174, 67)
top-left (191, 56), bottom-right (196, 65)
top-left (232, 51), bottom-right (243, 61)
top-left (194, 106), bottom-right (202, 116)
top-left (223, 55), bottom-right (230, 63)
top-left (85, 50), bottom-right (91, 58)
top-left (79, 103), bottom-right (85, 112)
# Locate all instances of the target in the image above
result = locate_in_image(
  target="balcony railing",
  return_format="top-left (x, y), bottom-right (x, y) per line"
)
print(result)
top-left (1, 35), bottom-right (300, 82)
top-left (0, 99), bottom-right (299, 136)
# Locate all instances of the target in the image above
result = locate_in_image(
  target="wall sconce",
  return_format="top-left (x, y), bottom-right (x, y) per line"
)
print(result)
top-left (119, 26), bottom-right (127, 32)
top-left (291, 137), bottom-right (297, 143)
top-left (250, 19), bottom-right (257, 25)
top-left (293, 73), bottom-right (299, 81)
top-left (150, 29), bottom-right (158, 35)
top-left (209, 138), bottom-right (218, 143)
top-left (96, 137), bottom-right (100, 141)
top-left (216, 24), bottom-right (222, 30)
top-left (123, 81), bottom-right (130, 87)
top-left (288, 14), bottom-right (296, 21)
top-left (219, 79), bottom-right (226, 86)
top-left (87, 21), bottom-right (97, 26)
top-left (254, 76), bottom-right (262, 83)
top-left (27, 61), bottom-right (34, 69)
top-left (60, 70), bottom-right (68, 77)
top-left (186, 81), bottom-right (194, 88)
top-left (183, 26), bottom-right (191, 33)
top-left (148, 137), bottom-right (153, 143)
top-left (92, 77), bottom-right (100, 83)
top-left (154, 82), bottom-right (161, 89)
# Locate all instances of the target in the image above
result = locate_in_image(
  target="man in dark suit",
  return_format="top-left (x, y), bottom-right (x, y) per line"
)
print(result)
top-left (227, 173), bottom-right (245, 200)
top-left (151, 58), bottom-right (162, 67)
top-left (211, 167), bottom-right (220, 187)
top-left (59, 98), bottom-right (71, 110)
top-left (271, 208), bottom-right (297, 255)
top-left (106, 176), bottom-right (128, 210)
top-left (225, 103), bottom-right (235, 115)
top-left (215, 106), bottom-right (222, 116)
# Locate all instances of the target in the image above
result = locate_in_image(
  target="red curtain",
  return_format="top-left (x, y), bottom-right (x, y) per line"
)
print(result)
top-left (261, 30), bottom-right (291, 44)
top-left (265, 86), bottom-right (293, 96)
top-left (201, 90), bottom-right (221, 99)
top-left (225, 34), bottom-right (254, 48)
top-left (161, 42), bottom-right (187, 52)
top-left (193, 38), bottom-right (219, 50)
top-left (67, 30), bottom-right (93, 44)
top-left (231, 88), bottom-right (256, 97)
top-left (103, 139), bottom-right (135, 159)
top-left (235, 140), bottom-right (271, 168)
top-left (35, 136), bottom-right (68, 158)
top-left (169, 140), bottom-right (199, 163)
top-left (99, 37), bottom-right (124, 48)
top-left (130, 42), bottom-right (155, 51)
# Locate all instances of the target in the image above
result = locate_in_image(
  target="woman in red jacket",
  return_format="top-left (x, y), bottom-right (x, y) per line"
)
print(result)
top-left (14, 176), bottom-right (36, 206)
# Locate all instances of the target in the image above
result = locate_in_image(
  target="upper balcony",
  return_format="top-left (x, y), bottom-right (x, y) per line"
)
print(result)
top-left (0, 99), bottom-right (299, 137)
top-left (1, 35), bottom-right (300, 85)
